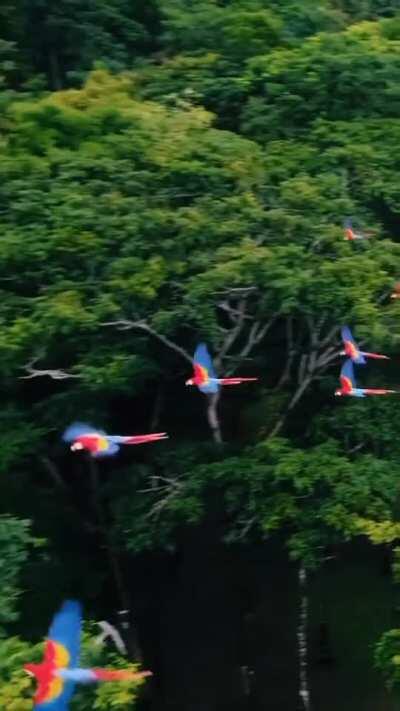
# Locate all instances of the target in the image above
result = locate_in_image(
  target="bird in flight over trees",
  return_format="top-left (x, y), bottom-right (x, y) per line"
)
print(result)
top-left (340, 326), bottom-right (389, 364)
top-left (335, 359), bottom-right (397, 397)
top-left (186, 343), bottom-right (258, 394)
top-left (24, 600), bottom-right (152, 710)
top-left (63, 422), bottom-right (168, 457)
top-left (343, 218), bottom-right (374, 241)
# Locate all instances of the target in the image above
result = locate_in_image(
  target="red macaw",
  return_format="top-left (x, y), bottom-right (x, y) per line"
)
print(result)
top-left (391, 283), bottom-right (400, 299)
top-left (63, 422), bottom-right (168, 457)
top-left (340, 326), bottom-right (389, 364)
top-left (186, 343), bottom-right (258, 393)
top-left (343, 218), bottom-right (373, 241)
top-left (335, 359), bottom-right (397, 397)
top-left (24, 600), bottom-right (152, 710)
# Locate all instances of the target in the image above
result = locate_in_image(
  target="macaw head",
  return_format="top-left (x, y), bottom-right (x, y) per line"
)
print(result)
top-left (71, 441), bottom-right (84, 451)
top-left (185, 378), bottom-right (194, 386)
top-left (334, 388), bottom-right (343, 397)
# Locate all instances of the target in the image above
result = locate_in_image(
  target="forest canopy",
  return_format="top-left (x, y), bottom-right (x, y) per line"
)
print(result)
top-left (2, 1), bottom-right (400, 710)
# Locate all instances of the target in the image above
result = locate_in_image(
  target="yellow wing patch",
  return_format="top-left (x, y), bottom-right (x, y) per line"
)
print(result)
top-left (46, 676), bottom-right (64, 701)
top-left (198, 365), bottom-right (209, 383)
top-left (97, 436), bottom-right (109, 451)
top-left (53, 641), bottom-right (70, 668)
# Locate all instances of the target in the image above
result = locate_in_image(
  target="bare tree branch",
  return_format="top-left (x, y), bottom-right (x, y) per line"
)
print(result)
top-left (206, 391), bottom-right (223, 444)
top-left (214, 298), bottom-right (247, 370)
top-left (276, 316), bottom-right (295, 389)
top-left (20, 357), bottom-right (81, 380)
top-left (101, 319), bottom-right (193, 364)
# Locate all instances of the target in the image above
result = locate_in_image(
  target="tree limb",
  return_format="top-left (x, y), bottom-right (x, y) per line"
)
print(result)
top-left (20, 357), bottom-right (81, 380)
top-left (101, 319), bottom-right (193, 363)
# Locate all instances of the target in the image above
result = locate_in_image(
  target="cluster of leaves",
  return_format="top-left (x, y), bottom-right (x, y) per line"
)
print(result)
top-left (0, 516), bottom-right (41, 632)
top-left (111, 437), bottom-right (400, 568)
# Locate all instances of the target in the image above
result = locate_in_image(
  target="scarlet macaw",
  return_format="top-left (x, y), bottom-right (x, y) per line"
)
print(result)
top-left (340, 326), bottom-right (389, 364)
top-left (335, 359), bottom-right (397, 397)
top-left (186, 343), bottom-right (258, 394)
top-left (391, 283), bottom-right (400, 299)
top-left (343, 218), bottom-right (373, 241)
top-left (63, 422), bottom-right (168, 457)
top-left (24, 600), bottom-right (152, 710)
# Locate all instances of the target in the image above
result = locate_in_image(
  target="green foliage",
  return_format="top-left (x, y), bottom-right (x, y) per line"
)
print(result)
top-left (112, 438), bottom-right (400, 568)
top-left (1, 3), bottom-right (400, 707)
top-left (1, 0), bottom-right (161, 89)
top-left (375, 629), bottom-right (400, 693)
top-left (0, 629), bottom-right (147, 710)
top-left (0, 516), bottom-right (40, 630)
top-left (241, 20), bottom-right (400, 141)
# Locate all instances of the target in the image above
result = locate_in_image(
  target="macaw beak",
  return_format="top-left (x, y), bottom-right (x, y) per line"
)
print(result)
top-left (339, 349), bottom-right (345, 356)
top-left (23, 664), bottom-right (35, 677)
top-left (185, 379), bottom-right (193, 386)
top-left (71, 442), bottom-right (84, 451)
top-left (334, 390), bottom-right (342, 397)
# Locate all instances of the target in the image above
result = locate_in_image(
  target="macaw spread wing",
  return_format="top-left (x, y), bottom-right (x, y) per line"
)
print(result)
top-left (48, 600), bottom-right (82, 668)
top-left (194, 363), bottom-right (209, 384)
top-left (340, 375), bottom-right (353, 393)
top-left (194, 343), bottom-right (217, 379)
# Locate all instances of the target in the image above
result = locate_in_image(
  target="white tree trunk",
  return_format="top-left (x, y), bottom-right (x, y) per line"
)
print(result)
top-left (298, 564), bottom-right (311, 711)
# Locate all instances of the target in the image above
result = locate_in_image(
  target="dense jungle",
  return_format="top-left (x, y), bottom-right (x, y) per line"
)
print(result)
top-left (2, 1), bottom-right (400, 709)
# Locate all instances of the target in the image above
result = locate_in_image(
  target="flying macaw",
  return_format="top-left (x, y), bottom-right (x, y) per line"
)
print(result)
top-left (186, 343), bottom-right (258, 394)
top-left (63, 422), bottom-right (168, 457)
top-left (24, 600), bottom-right (152, 710)
top-left (391, 283), bottom-right (400, 299)
top-left (335, 359), bottom-right (397, 397)
top-left (340, 326), bottom-right (389, 364)
top-left (343, 218), bottom-right (373, 241)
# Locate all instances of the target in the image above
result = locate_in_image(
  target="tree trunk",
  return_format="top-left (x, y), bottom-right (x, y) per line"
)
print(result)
top-left (49, 48), bottom-right (62, 90)
top-left (206, 391), bottom-right (223, 444)
top-left (297, 564), bottom-right (311, 711)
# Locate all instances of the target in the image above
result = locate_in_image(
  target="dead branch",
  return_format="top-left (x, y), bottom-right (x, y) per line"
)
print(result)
top-left (20, 357), bottom-right (81, 380)
top-left (101, 319), bottom-right (192, 363)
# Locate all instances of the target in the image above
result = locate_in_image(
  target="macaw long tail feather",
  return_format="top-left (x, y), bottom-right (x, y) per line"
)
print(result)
top-left (92, 668), bottom-right (153, 682)
top-left (219, 378), bottom-right (258, 385)
top-left (125, 433), bottom-right (168, 445)
top-left (362, 352), bottom-right (390, 360)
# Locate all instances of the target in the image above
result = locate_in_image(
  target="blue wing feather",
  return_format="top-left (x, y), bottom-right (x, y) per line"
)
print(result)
top-left (199, 381), bottom-right (219, 394)
top-left (35, 699), bottom-right (71, 710)
top-left (48, 600), bottom-right (81, 666)
top-left (194, 343), bottom-right (217, 379)
top-left (93, 440), bottom-right (120, 457)
top-left (341, 325), bottom-right (366, 364)
top-left (341, 359), bottom-right (356, 387)
top-left (35, 697), bottom-right (72, 710)
top-left (62, 422), bottom-right (107, 443)
top-left (341, 325), bottom-right (354, 344)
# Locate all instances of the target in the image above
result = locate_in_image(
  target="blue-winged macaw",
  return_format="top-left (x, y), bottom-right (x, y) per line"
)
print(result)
top-left (335, 359), bottom-right (397, 397)
top-left (185, 343), bottom-right (258, 394)
top-left (343, 218), bottom-right (373, 241)
top-left (63, 423), bottom-right (168, 457)
top-left (340, 326), bottom-right (389, 364)
top-left (24, 600), bottom-right (152, 709)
